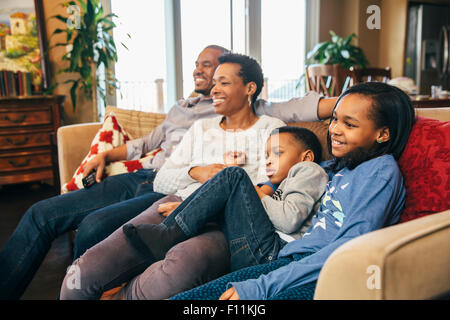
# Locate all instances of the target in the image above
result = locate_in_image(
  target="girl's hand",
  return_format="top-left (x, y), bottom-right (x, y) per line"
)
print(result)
top-left (219, 287), bottom-right (240, 300)
top-left (157, 202), bottom-right (181, 217)
top-left (188, 164), bottom-right (227, 183)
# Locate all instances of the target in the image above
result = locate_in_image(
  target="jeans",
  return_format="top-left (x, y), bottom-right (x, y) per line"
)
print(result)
top-left (163, 166), bottom-right (286, 271)
top-left (0, 169), bottom-right (164, 299)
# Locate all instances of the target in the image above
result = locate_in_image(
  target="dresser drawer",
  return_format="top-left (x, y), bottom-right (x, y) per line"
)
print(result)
top-left (0, 151), bottom-right (52, 173)
top-left (0, 131), bottom-right (51, 150)
top-left (0, 109), bottom-right (52, 128)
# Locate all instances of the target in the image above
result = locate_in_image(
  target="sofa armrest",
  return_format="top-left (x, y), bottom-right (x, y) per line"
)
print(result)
top-left (57, 122), bottom-right (102, 188)
top-left (314, 209), bottom-right (450, 300)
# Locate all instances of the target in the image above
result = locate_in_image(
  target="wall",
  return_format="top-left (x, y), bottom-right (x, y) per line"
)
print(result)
top-left (378, 0), bottom-right (408, 78)
top-left (42, 0), bottom-right (94, 124)
top-left (319, 0), bottom-right (403, 77)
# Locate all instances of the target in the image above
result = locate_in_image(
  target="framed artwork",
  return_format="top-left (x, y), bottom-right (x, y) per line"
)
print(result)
top-left (0, 0), bottom-right (51, 96)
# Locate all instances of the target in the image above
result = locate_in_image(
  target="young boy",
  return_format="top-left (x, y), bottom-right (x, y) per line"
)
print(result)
top-left (123, 126), bottom-right (329, 271)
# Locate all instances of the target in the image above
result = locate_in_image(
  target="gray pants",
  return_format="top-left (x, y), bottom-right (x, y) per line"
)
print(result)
top-left (60, 195), bottom-right (230, 300)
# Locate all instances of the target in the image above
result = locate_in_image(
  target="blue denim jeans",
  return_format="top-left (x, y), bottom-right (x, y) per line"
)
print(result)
top-left (0, 169), bottom-right (164, 299)
top-left (163, 166), bottom-right (286, 271)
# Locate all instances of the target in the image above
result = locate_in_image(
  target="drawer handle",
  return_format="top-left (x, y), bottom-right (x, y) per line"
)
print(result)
top-left (6, 137), bottom-right (29, 146)
top-left (5, 114), bottom-right (27, 123)
top-left (8, 159), bottom-right (31, 167)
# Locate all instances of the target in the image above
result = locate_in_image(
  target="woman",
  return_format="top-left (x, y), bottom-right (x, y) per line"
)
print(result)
top-left (60, 53), bottom-right (286, 299)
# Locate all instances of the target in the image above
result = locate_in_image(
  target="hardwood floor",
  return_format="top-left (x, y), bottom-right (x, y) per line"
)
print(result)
top-left (0, 182), bottom-right (72, 300)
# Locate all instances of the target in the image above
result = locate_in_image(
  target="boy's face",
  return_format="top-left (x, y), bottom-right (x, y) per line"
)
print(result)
top-left (265, 133), bottom-right (314, 184)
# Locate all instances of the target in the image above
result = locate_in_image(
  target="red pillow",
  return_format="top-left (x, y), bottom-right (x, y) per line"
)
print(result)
top-left (397, 116), bottom-right (450, 223)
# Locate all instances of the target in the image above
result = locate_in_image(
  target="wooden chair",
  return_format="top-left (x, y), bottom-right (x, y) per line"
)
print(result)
top-left (305, 64), bottom-right (354, 97)
top-left (351, 67), bottom-right (391, 83)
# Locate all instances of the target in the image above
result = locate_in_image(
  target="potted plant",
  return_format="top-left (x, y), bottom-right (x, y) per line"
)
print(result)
top-left (47, 0), bottom-right (124, 120)
top-left (298, 31), bottom-right (369, 92)
top-left (307, 30), bottom-right (369, 69)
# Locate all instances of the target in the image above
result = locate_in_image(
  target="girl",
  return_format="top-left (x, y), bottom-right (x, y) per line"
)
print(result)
top-left (170, 81), bottom-right (416, 300)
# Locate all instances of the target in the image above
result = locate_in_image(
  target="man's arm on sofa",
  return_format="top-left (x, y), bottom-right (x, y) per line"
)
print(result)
top-left (314, 209), bottom-right (450, 300)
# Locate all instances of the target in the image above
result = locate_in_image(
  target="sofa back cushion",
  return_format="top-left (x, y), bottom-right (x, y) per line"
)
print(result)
top-left (105, 106), bottom-right (166, 139)
top-left (397, 116), bottom-right (450, 222)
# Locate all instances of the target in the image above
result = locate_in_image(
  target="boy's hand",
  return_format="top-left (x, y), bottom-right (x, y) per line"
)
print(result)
top-left (219, 287), bottom-right (240, 300)
top-left (254, 185), bottom-right (274, 199)
top-left (157, 202), bottom-right (181, 217)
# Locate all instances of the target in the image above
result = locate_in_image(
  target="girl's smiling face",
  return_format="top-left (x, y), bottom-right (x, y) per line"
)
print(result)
top-left (329, 94), bottom-right (390, 158)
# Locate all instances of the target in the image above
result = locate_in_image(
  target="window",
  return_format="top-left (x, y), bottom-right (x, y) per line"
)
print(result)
top-left (261, 0), bottom-right (306, 101)
top-left (108, 0), bottom-right (311, 112)
top-left (179, 0), bottom-right (231, 98)
top-left (111, 0), bottom-right (167, 112)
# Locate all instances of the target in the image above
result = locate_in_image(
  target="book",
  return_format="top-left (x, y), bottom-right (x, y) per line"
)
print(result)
top-left (0, 71), bottom-right (4, 96)
top-left (3, 70), bottom-right (9, 96)
top-left (17, 70), bottom-right (23, 96)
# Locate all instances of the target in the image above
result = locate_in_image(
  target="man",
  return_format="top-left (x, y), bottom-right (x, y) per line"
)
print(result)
top-left (0, 45), bottom-right (336, 299)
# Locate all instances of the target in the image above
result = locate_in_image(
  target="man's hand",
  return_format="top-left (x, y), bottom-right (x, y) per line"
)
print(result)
top-left (83, 153), bottom-right (107, 183)
top-left (219, 287), bottom-right (240, 300)
top-left (82, 145), bottom-right (128, 183)
top-left (188, 164), bottom-right (227, 184)
top-left (157, 202), bottom-right (181, 217)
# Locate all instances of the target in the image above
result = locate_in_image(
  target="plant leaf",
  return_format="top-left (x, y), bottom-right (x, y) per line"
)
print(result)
top-left (341, 50), bottom-right (350, 59)
top-left (70, 80), bottom-right (80, 112)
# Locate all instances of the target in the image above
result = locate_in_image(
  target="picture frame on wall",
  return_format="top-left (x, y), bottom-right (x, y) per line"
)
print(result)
top-left (0, 0), bottom-right (51, 97)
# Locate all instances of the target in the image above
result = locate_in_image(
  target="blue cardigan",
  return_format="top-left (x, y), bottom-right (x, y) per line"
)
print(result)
top-left (231, 154), bottom-right (406, 299)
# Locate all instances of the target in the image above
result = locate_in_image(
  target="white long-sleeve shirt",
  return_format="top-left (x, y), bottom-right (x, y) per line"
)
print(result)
top-left (153, 115), bottom-right (285, 200)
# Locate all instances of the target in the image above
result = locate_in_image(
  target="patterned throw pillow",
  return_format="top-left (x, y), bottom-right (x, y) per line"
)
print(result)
top-left (61, 112), bottom-right (160, 193)
top-left (397, 116), bottom-right (450, 223)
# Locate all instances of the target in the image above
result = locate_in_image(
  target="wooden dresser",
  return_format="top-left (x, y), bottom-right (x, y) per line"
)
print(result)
top-left (0, 95), bottom-right (65, 188)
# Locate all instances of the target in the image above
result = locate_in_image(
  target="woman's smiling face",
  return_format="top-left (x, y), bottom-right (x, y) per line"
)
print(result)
top-left (211, 63), bottom-right (255, 116)
top-left (329, 94), bottom-right (389, 158)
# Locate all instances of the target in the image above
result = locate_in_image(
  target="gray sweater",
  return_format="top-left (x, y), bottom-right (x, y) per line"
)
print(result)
top-left (260, 161), bottom-right (328, 242)
top-left (125, 92), bottom-right (321, 169)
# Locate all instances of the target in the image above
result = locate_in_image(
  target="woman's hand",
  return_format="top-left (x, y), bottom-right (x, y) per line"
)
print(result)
top-left (157, 202), bottom-right (181, 217)
top-left (83, 153), bottom-right (107, 183)
top-left (219, 287), bottom-right (240, 300)
top-left (188, 164), bottom-right (227, 184)
top-left (223, 151), bottom-right (247, 167)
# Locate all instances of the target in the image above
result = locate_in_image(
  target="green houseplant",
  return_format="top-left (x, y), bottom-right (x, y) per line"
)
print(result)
top-left (307, 30), bottom-right (369, 69)
top-left (298, 31), bottom-right (369, 91)
top-left (48, 0), bottom-right (123, 119)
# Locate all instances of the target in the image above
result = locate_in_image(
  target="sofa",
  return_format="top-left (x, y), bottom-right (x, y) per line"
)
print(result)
top-left (57, 105), bottom-right (450, 300)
